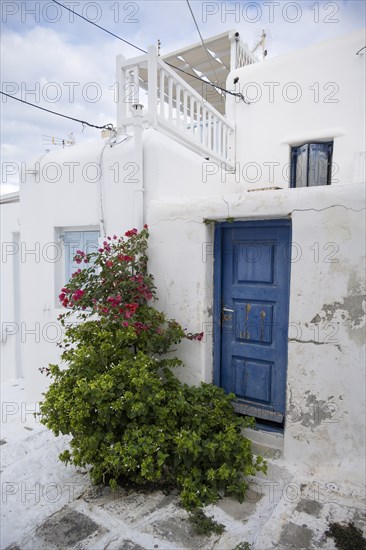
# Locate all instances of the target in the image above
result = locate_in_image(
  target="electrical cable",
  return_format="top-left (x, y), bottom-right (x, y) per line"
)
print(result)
top-left (185, 0), bottom-right (220, 84)
top-left (51, 0), bottom-right (146, 54)
top-left (0, 91), bottom-right (114, 130)
top-left (164, 61), bottom-right (249, 102)
top-left (50, 0), bottom-right (249, 103)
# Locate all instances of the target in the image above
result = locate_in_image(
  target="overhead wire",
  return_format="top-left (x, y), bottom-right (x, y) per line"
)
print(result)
top-left (185, 0), bottom-right (220, 84)
top-left (50, 0), bottom-right (249, 103)
top-left (51, 0), bottom-right (146, 53)
top-left (2, 0), bottom-right (249, 127)
top-left (0, 91), bottom-right (114, 130)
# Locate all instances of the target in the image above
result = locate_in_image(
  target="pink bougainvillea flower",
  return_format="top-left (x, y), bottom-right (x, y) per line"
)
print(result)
top-left (106, 260), bottom-right (113, 268)
top-left (125, 228), bottom-right (138, 237)
top-left (186, 331), bottom-right (204, 341)
top-left (72, 289), bottom-right (85, 302)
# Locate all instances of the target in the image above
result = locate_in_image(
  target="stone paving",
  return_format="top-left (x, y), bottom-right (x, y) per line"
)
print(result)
top-left (1, 380), bottom-right (365, 549)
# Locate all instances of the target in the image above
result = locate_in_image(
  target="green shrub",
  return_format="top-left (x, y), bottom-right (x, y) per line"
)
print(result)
top-left (40, 227), bottom-right (266, 511)
top-left (188, 508), bottom-right (225, 536)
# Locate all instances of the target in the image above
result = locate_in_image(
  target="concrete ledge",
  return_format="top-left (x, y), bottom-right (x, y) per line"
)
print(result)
top-left (243, 428), bottom-right (284, 458)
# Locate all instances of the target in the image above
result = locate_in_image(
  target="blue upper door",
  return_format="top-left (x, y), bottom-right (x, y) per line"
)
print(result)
top-left (215, 220), bottom-right (292, 424)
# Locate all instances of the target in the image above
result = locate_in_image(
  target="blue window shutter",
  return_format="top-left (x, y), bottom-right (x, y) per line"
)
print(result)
top-left (64, 230), bottom-right (100, 283)
top-left (291, 142), bottom-right (333, 188)
top-left (83, 231), bottom-right (100, 255)
top-left (295, 144), bottom-right (308, 188)
top-left (64, 231), bottom-right (83, 283)
top-left (309, 143), bottom-right (333, 186)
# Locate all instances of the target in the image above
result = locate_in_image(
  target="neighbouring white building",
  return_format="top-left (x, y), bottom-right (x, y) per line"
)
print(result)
top-left (1, 29), bottom-right (365, 493)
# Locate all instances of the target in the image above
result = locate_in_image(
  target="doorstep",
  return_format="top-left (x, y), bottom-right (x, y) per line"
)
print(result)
top-left (243, 427), bottom-right (284, 459)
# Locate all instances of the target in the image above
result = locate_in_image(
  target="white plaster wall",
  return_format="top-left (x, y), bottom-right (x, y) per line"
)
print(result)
top-left (143, 128), bottom-right (241, 202)
top-left (19, 137), bottom-right (142, 402)
top-left (226, 29), bottom-right (366, 190)
top-left (147, 183), bottom-right (365, 492)
top-left (19, 128), bottom-right (229, 403)
top-left (0, 198), bottom-right (21, 382)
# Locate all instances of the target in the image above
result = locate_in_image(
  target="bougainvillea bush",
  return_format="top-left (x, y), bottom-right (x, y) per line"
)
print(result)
top-left (39, 226), bottom-right (266, 510)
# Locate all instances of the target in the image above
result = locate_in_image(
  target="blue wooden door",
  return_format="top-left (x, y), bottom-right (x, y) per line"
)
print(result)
top-left (215, 220), bottom-right (291, 424)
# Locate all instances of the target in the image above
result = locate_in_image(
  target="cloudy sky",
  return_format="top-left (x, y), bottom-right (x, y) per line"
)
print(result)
top-left (1, 0), bottom-right (365, 193)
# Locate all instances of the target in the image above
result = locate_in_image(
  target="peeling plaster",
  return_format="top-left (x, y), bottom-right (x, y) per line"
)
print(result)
top-left (288, 392), bottom-right (339, 430)
top-left (309, 272), bottom-right (366, 346)
top-left (311, 295), bottom-right (365, 328)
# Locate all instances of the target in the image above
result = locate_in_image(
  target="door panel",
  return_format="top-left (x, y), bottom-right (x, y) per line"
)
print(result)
top-left (217, 220), bottom-right (291, 424)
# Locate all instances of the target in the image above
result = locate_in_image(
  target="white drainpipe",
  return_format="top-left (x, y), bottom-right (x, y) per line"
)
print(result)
top-left (131, 103), bottom-right (144, 229)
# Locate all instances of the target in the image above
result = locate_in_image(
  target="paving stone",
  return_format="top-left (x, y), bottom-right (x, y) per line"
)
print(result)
top-left (216, 488), bottom-right (263, 522)
top-left (35, 508), bottom-right (100, 548)
top-left (278, 521), bottom-right (314, 549)
top-left (295, 498), bottom-right (324, 518)
top-left (144, 510), bottom-right (208, 548)
top-left (102, 491), bottom-right (177, 525)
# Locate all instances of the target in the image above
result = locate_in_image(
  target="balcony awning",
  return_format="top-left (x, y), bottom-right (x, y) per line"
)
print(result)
top-left (161, 30), bottom-right (257, 114)
top-left (117, 30), bottom-right (258, 121)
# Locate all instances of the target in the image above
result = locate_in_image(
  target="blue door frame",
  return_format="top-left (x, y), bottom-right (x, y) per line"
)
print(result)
top-left (213, 219), bottom-right (292, 425)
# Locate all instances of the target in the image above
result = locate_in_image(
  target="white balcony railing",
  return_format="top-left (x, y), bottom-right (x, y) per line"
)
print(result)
top-left (116, 47), bottom-right (237, 168)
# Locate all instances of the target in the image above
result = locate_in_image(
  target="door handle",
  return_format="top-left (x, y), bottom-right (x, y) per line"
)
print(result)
top-left (221, 307), bottom-right (234, 325)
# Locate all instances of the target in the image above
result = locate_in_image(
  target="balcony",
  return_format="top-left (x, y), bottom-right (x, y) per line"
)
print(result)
top-left (116, 31), bottom-right (257, 169)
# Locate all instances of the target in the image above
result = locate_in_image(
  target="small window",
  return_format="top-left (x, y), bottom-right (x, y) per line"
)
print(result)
top-left (63, 230), bottom-right (100, 283)
top-left (290, 142), bottom-right (333, 188)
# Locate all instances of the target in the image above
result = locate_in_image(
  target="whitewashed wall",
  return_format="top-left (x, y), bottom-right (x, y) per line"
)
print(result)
top-left (148, 183), bottom-right (365, 491)
top-left (0, 196), bottom-right (21, 381)
top-left (18, 126), bottom-right (232, 402)
top-left (18, 137), bottom-right (142, 401)
top-left (225, 29), bottom-right (366, 190)
top-left (146, 29), bottom-right (366, 492)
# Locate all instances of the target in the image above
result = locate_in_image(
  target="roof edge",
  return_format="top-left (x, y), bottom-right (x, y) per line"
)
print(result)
top-left (0, 191), bottom-right (20, 204)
